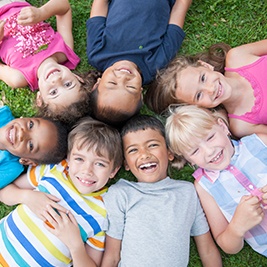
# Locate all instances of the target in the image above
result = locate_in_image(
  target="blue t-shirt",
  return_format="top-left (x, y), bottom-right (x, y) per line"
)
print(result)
top-left (0, 106), bottom-right (24, 188)
top-left (86, 0), bottom-right (185, 85)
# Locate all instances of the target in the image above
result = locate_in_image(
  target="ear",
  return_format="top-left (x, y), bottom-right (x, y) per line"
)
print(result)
top-left (217, 117), bottom-right (229, 134)
top-left (124, 159), bottom-right (130, 171)
top-left (19, 158), bottom-right (38, 166)
top-left (92, 78), bottom-right (101, 91)
top-left (198, 60), bottom-right (214, 70)
top-left (36, 91), bottom-right (43, 107)
top-left (109, 166), bottom-right (121, 179)
top-left (73, 74), bottom-right (84, 83)
top-left (168, 150), bottom-right (175, 162)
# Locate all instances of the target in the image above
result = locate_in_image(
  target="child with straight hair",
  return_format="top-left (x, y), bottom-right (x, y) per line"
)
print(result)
top-left (101, 114), bottom-right (222, 267)
top-left (146, 39), bottom-right (267, 138)
top-left (165, 104), bottom-right (267, 257)
top-left (0, 104), bottom-right (68, 188)
top-left (0, 0), bottom-right (92, 124)
top-left (86, 0), bottom-right (192, 126)
top-left (0, 117), bottom-right (123, 267)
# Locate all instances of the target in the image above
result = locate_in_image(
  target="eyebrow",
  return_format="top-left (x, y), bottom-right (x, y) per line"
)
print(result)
top-left (32, 119), bottom-right (40, 154)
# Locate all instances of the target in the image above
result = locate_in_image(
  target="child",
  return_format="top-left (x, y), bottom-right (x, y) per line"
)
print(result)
top-left (86, 0), bottom-right (192, 126)
top-left (146, 39), bottom-right (267, 138)
top-left (101, 114), bottom-right (222, 266)
top-left (0, 0), bottom-right (91, 124)
top-left (165, 104), bottom-right (267, 256)
top-left (0, 117), bottom-right (123, 266)
top-left (0, 105), bottom-right (68, 188)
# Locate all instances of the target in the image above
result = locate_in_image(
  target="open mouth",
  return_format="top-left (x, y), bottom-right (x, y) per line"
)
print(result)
top-left (118, 68), bottom-right (132, 74)
top-left (139, 162), bottom-right (157, 171)
top-left (210, 151), bottom-right (223, 164)
top-left (7, 126), bottom-right (15, 145)
top-left (77, 177), bottom-right (96, 186)
top-left (215, 83), bottom-right (222, 100)
top-left (46, 69), bottom-right (60, 79)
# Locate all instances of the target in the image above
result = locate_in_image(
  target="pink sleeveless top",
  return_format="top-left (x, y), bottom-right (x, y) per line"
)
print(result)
top-left (225, 55), bottom-right (267, 124)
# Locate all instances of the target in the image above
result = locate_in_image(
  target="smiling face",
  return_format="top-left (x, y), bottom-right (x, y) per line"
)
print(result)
top-left (0, 117), bottom-right (57, 163)
top-left (67, 143), bottom-right (118, 194)
top-left (175, 63), bottom-right (231, 108)
top-left (122, 128), bottom-right (174, 183)
top-left (182, 119), bottom-right (234, 171)
top-left (37, 60), bottom-right (83, 111)
top-left (96, 60), bottom-right (143, 115)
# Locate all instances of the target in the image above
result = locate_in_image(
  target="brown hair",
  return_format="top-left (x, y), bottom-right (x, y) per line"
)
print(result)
top-left (68, 116), bottom-right (123, 170)
top-left (145, 43), bottom-right (231, 114)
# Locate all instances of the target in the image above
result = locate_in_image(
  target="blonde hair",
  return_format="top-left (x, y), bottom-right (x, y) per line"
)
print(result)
top-left (165, 104), bottom-right (228, 170)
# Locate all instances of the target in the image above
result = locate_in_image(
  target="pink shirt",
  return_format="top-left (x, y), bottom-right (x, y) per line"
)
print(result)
top-left (0, 2), bottom-right (80, 90)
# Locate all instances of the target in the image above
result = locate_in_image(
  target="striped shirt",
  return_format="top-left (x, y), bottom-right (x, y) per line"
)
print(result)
top-left (193, 134), bottom-right (267, 257)
top-left (0, 160), bottom-right (108, 267)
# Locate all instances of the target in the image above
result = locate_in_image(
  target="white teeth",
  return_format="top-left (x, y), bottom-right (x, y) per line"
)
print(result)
top-left (119, 69), bottom-right (130, 74)
top-left (140, 163), bottom-right (156, 169)
top-left (9, 128), bottom-right (14, 145)
top-left (210, 151), bottom-right (222, 162)
top-left (79, 178), bottom-right (94, 185)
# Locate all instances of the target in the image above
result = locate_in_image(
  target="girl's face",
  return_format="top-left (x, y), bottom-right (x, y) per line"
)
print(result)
top-left (37, 62), bottom-right (83, 111)
top-left (175, 63), bottom-right (231, 108)
top-left (0, 117), bottom-right (57, 163)
top-left (182, 119), bottom-right (234, 171)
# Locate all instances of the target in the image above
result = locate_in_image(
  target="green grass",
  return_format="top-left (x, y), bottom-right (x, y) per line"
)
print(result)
top-left (1, 0), bottom-right (267, 266)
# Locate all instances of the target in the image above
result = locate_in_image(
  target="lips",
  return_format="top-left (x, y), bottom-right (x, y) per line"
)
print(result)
top-left (117, 68), bottom-right (132, 74)
top-left (215, 83), bottom-right (222, 100)
top-left (7, 125), bottom-right (15, 145)
top-left (77, 176), bottom-right (96, 187)
top-left (209, 151), bottom-right (223, 164)
top-left (139, 162), bottom-right (157, 172)
top-left (46, 69), bottom-right (60, 80)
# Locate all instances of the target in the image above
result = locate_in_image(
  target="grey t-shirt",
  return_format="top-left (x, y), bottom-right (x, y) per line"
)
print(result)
top-left (104, 177), bottom-right (209, 267)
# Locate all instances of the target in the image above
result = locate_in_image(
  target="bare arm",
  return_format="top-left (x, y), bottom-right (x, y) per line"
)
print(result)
top-left (229, 118), bottom-right (267, 139)
top-left (90, 0), bottom-right (109, 18)
top-left (169, 0), bottom-right (192, 28)
top-left (194, 232), bottom-right (222, 267)
top-left (101, 235), bottom-right (121, 267)
top-left (17, 0), bottom-right (73, 49)
top-left (195, 181), bottom-right (264, 254)
top-left (226, 39), bottom-right (267, 68)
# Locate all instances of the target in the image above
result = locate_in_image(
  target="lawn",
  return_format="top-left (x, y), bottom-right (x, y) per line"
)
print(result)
top-left (1, 0), bottom-right (267, 266)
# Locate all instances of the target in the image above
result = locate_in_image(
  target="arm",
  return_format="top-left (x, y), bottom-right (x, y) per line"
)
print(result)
top-left (44, 206), bottom-right (100, 266)
top-left (229, 118), bottom-right (267, 139)
top-left (101, 235), bottom-right (121, 267)
top-left (195, 181), bottom-right (264, 254)
top-left (194, 232), bottom-right (222, 267)
top-left (17, 0), bottom-right (73, 49)
top-left (0, 173), bottom-right (68, 220)
top-left (169, 0), bottom-right (192, 28)
top-left (90, 0), bottom-right (109, 18)
top-left (226, 39), bottom-right (267, 68)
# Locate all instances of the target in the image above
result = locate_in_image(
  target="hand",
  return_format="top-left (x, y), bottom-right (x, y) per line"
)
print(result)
top-left (0, 20), bottom-right (5, 41)
top-left (43, 205), bottom-right (84, 251)
top-left (24, 190), bottom-right (67, 221)
top-left (17, 6), bottom-right (42, 26)
top-left (231, 195), bottom-right (264, 236)
top-left (260, 184), bottom-right (267, 206)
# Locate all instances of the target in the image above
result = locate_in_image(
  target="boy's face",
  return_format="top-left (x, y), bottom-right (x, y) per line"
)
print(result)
top-left (37, 62), bottom-right (83, 111)
top-left (123, 128), bottom-right (174, 183)
top-left (67, 143), bottom-right (119, 194)
top-left (0, 117), bottom-right (57, 164)
top-left (182, 119), bottom-right (234, 171)
top-left (95, 60), bottom-right (143, 115)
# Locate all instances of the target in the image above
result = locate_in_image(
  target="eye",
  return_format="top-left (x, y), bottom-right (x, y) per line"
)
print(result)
top-left (127, 85), bottom-right (136, 89)
top-left (149, 143), bottom-right (158, 148)
top-left (196, 91), bottom-right (202, 101)
top-left (49, 89), bottom-right (57, 96)
top-left (128, 148), bottom-right (137, 154)
top-left (96, 162), bottom-right (105, 167)
top-left (29, 141), bottom-right (34, 151)
top-left (201, 74), bottom-right (205, 82)
top-left (109, 81), bottom-right (116, 85)
top-left (191, 148), bottom-right (199, 156)
top-left (29, 120), bottom-right (34, 129)
top-left (64, 81), bottom-right (72, 88)
top-left (207, 133), bottom-right (215, 141)
top-left (74, 157), bottom-right (83, 162)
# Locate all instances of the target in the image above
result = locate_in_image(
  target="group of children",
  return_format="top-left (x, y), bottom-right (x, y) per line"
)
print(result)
top-left (1, 0), bottom-right (267, 265)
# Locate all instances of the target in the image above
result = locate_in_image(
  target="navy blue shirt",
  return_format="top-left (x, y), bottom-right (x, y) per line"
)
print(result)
top-left (86, 0), bottom-right (185, 85)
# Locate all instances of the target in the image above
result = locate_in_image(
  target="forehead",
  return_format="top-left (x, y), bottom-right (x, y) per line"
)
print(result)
top-left (123, 128), bottom-right (165, 147)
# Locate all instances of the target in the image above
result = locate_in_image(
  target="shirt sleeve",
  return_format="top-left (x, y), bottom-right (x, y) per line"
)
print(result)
top-left (27, 164), bottom-right (50, 188)
top-left (103, 184), bottom-right (126, 240)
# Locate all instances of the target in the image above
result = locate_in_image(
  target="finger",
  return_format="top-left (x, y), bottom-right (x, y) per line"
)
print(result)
top-left (46, 194), bottom-right (61, 202)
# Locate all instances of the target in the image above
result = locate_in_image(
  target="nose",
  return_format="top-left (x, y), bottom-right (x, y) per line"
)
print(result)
top-left (18, 127), bottom-right (28, 142)
top-left (82, 162), bottom-right (93, 176)
top-left (50, 73), bottom-right (62, 85)
top-left (140, 148), bottom-right (151, 160)
top-left (203, 145), bottom-right (215, 158)
top-left (202, 83), bottom-right (215, 96)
